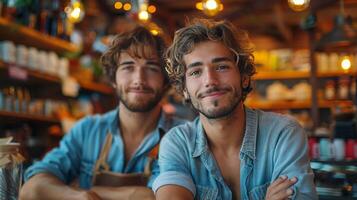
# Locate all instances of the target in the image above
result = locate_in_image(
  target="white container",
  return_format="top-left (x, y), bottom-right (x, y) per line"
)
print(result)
top-left (0, 41), bottom-right (16, 63)
top-left (16, 45), bottom-right (28, 67)
top-left (58, 58), bottom-right (69, 78)
top-left (28, 47), bottom-right (39, 69)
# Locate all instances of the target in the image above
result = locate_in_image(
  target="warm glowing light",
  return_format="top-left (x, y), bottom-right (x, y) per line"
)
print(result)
top-left (219, 4), bottom-right (224, 11)
top-left (70, 7), bottom-right (81, 19)
top-left (288, 0), bottom-right (310, 12)
top-left (65, 0), bottom-right (85, 23)
top-left (138, 10), bottom-right (150, 21)
top-left (196, 2), bottom-right (203, 10)
top-left (148, 5), bottom-right (156, 13)
top-left (123, 3), bottom-right (131, 11)
top-left (201, 0), bottom-right (222, 16)
top-left (205, 0), bottom-right (218, 10)
top-left (114, 2), bottom-right (123, 9)
top-left (151, 29), bottom-right (159, 35)
top-left (341, 56), bottom-right (352, 71)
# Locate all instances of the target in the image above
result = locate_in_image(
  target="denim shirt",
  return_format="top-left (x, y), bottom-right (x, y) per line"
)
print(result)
top-left (24, 107), bottom-right (185, 189)
top-left (153, 107), bottom-right (317, 200)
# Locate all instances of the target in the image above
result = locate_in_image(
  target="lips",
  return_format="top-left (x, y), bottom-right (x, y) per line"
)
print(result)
top-left (202, 91), bottom-right (226, 98)
top-left (127, 86), bottom-right (154, 94)
top-left (198, 87), bottom-right (230, 99)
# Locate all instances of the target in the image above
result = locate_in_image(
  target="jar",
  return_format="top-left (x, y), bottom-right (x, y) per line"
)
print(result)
top-left (325, 80), bottom-right (336, 100)
top-left (338, 77), bottom-right (350, 99)
top-left (0, 141), bottom-right (25, 200)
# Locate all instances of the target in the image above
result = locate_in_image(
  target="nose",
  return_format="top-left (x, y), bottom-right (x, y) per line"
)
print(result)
top-left (133, 68), bottom-right (147, 85)
top-left (203, 68), bottom-right (218, 88)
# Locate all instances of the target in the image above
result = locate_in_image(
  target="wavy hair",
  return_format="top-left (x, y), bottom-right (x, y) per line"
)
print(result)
top-left (101, 26), bottom-right (168, 85)
top-left (166, 19), bottom-right (256, 101)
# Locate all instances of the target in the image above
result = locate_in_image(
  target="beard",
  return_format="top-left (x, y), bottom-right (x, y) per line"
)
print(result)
top-left (116, 85), bottom-right (164, 112)
top-left (189, 85), bottom-right (242, 119)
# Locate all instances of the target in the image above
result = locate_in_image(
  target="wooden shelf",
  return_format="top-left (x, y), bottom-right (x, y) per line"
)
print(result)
top-left (246, 99), bottom-right (353, 110)
top-left (253, 71), bottom-right (309, 80)
top-left (0, 61), bottom-right (113, 95)
top-left (318, 70), bottom-right (357, 78)
top-left (253, 70), bottom-right (357, 80)
top-left (78, 80), bottom-right (113, 95)
top-left (0, 18), bottom-right (79, 53)
top-left (0, 110), bottom-right (60, 124)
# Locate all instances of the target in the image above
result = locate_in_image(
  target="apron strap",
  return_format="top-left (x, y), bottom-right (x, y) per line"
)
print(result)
top-left (94, 132), bottom-right (113, 172)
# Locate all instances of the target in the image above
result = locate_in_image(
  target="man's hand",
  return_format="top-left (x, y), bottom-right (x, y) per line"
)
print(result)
top-left (265, 176), bottom-right (297, 200)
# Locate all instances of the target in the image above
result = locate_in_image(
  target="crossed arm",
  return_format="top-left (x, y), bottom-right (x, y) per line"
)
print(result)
top-left (20, 173), bottom-right (155, 200)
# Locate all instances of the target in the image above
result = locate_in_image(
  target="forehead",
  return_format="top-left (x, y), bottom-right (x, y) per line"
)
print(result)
top-left (183, 41), bottom-right (233, 64)
top-left (119, 51), bottom-right (159, 62)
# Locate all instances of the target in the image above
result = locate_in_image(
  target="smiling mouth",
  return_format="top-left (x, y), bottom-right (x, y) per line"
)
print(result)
top-left (202, 91), bottom-right (226, 99)
top-left (129, 90), bottom-right (152, 94)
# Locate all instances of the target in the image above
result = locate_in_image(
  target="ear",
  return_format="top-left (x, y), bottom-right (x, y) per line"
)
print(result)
top-left (183, 89), bottom-right (189, 100)
top-left (241, 75), bottom-right (250, 89)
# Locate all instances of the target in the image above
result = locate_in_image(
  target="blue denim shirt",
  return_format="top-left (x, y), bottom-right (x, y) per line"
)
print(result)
top-left (24, 107), bottom-right (185, 189)
top-left (153, 107), bottom-right (317, 200)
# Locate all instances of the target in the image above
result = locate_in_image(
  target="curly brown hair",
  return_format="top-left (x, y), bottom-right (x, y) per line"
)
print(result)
top-left (101, 26), bottom-right (169, 85)
top-left (166, 19), bottom-right (256, 101)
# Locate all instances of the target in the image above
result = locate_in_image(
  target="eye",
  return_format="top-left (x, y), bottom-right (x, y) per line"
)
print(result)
top-left (188, 69), bottom-right (201, 77)
top-left (216, 64), bottom-right (230, 71)
top-left (120, 65), bottom-right (134, 71)
top-left (146, 65), bottom-right (161, 72)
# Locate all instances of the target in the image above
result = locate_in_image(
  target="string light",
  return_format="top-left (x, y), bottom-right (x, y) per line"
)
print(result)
top-left (123, 3), bottom-right (132, 11)
top-left (114, 2), bottom-right (123, 10)
top-left (148, 5), bottom-right (156, 14)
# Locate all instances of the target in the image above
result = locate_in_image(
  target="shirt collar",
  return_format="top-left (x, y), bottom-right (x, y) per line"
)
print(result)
top-left (192, 118), bottom-right (208, 157)
top-left (107, 106), bottom-right (168, 137)
top-left (240, 106), bottom-right (258, 160)
top-left (192, 106), bottom-right (258, 160)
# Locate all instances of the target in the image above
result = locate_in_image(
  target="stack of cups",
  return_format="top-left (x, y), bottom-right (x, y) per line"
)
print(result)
top-left (0, 137), bottom-right (25, 200)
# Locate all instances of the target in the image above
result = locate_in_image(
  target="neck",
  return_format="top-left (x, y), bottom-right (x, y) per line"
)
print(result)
top-left (201, 103), bottom-right (246, 154)
top-left (118, 103), bottom-right (162, 138)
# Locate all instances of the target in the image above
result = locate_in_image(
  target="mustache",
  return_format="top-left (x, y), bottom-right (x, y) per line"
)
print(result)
top-left (197, 86), bottom-right (231, 98)
top-left (127, 85), bottom-right (154, 93)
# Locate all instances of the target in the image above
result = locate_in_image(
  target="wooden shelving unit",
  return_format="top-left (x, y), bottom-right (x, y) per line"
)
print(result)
top-left (254, 71), bottom-right (309, 80)
top-left (0, 110), bottom-right (60, 124)
top-left (253, 70), bottom-right (356, 80)
top-left (0, 61), bottom-right (113, 95)
top-left (0, 18), bottom-right (78, 53)
top-left (246, 99), bottom-right (353, 110)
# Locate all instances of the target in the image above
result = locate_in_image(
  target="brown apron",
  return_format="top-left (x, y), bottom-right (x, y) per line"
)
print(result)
top-left (92, 132), bottom-right (159, 187)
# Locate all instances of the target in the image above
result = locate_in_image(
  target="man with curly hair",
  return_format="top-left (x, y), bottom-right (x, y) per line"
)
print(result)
top-left (20, 26), bottom-right (184, 200)
top-left (153, 19), bottom-right (317, 200)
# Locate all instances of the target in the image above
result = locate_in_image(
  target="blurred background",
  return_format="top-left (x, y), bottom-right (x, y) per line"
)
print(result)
top-left (1, 0), bottom-right (357, 199)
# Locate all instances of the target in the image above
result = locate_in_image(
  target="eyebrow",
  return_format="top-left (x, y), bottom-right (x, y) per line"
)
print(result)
top-left (187, 56), bottom-right (234, 68)
top-left (119, 61), bottom-right (134, 66)
top-left (119, 60), bottom-right (160, 66)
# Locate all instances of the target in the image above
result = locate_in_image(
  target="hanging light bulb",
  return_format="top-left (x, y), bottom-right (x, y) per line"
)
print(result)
top-left (198, 0), bottom-right (223, 16)
top-left (137, 0), bottom-right (151, 21)
top-left (288, 0), bottom-right (310, 12)
top-left (341, 56), bottom-right (352, 71)
top-left (65, 0), bottom-right (85, 23)
top-left (148, 5), bottom-right (156, 14)
top-left (114, 1), bottom-right (123, 10)
top-left (138, 10), bottom-right (150, 21)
